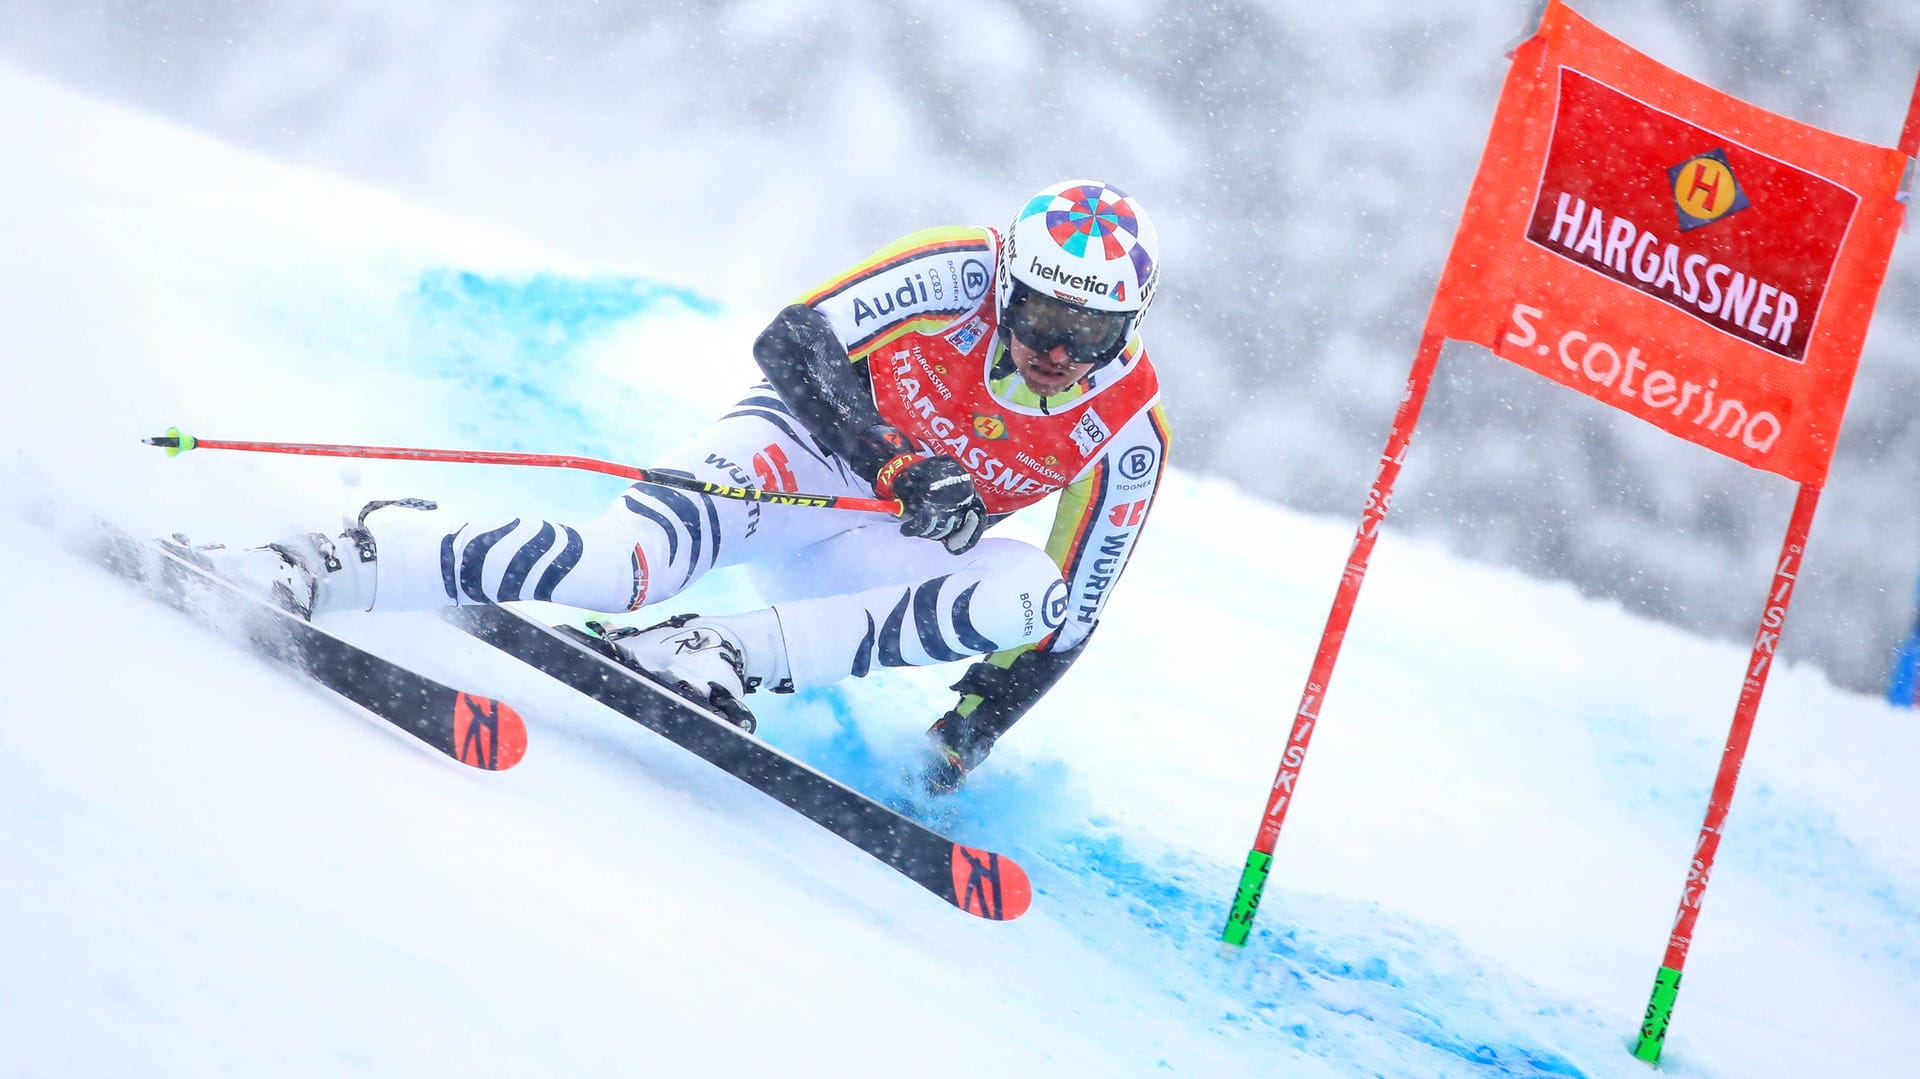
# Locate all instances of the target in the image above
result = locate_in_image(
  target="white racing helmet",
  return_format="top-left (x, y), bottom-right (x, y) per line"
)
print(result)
top-left (996, 179), bottom-right (1161, 368)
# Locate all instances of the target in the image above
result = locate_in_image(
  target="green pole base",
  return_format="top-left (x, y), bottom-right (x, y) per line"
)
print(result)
top-left (1219, 848), bottom-right (1274, 949)
top-left (1633, 965), bottom-right (1683, 1064)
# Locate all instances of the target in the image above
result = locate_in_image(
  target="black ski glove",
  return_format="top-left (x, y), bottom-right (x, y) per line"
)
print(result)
top-left (876, 453), bottom-right (987, 555)
top-left (923, 635), bottom-right (1091, 794)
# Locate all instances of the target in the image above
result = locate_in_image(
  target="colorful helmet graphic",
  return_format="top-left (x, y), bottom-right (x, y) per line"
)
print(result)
top-left (997, 180), bottom-right (1160, 368)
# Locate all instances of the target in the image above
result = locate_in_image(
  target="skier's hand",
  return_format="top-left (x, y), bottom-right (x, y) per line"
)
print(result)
top-left (876, 454), bottom-right (986, 554)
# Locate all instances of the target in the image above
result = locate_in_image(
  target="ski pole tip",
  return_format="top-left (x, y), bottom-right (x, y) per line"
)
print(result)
top-left (142, 426), bottom-right (197, 457)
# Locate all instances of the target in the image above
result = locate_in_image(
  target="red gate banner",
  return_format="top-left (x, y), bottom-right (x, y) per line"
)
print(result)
top-left (1426, 0), bottom-right (1911, 483)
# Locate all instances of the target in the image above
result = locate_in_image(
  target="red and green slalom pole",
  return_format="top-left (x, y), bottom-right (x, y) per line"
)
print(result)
top-left (141, 427), bottom-right (903, 516)
top-left (1635, 68), bottom-right (1919, 1068)
top-left (1630, 482), bottom-right (1821, 1063)
top-left (1220, 332), bottom-right (1445, 949)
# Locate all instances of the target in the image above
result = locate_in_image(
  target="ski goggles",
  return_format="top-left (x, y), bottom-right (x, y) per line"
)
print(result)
top-left (1003, 284), bottom-right (1133, 366)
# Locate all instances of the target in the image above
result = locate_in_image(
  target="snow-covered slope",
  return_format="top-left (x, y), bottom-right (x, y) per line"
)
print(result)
top-left (3, 64), bottom-right (1916, 1079)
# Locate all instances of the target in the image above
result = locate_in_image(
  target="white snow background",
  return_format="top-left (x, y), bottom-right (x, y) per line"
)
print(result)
top-left (2, 63), bottom-right (1917, 1079)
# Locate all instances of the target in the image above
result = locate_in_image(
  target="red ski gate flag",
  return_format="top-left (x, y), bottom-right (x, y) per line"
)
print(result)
top-left (1426, 2), bottom-right (1909, 484)
top-left (1218, 0), bottom-right (1918, 1069)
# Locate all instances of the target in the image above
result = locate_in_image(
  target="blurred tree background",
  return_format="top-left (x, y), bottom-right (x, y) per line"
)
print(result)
top-left (7, 0), bottom-right (1917, 693)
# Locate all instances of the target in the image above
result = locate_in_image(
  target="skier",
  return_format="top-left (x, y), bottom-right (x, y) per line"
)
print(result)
top-left (201, 179), bottom-right (1169, 792)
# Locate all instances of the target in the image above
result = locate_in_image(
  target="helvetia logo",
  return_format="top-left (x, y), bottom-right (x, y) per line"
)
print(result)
top-left (1668, 149), bottom-right (1751, 232)
top-left (1029, 256), bottom-right (1112, 299)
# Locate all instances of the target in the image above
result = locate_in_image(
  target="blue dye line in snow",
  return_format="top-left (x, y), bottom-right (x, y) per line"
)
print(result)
top-left (782, 690), bottom-right (1594, 1077)
top-left (413, 269), bottom-right (717, 357)
top-left (404, 268), bottom-right (720, 460)
top-left (1052, 833), bottom-right (1591, 1076)
top-left (1580, 706), bottom-right (1920, 979)
top-left (1396, 1004), bottom-right (1589, 1078)
top-left (1713, 779), bottom-right (1920, 974)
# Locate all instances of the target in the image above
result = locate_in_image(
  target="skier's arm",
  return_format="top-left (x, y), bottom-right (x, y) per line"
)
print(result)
top-left (751, 303), bottom-right (910, 483)
top-left (753, 303), bottom-right (987, 553)
top-left (752, 224), bottom-right (997, 486)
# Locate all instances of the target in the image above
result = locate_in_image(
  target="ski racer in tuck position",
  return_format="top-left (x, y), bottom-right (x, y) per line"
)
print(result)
top-left (205, 179), bottom-right (1171, 792)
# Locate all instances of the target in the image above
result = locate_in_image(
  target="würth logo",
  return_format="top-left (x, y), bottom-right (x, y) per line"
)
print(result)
top-left (1668, 149), bottom-right (1751, 232)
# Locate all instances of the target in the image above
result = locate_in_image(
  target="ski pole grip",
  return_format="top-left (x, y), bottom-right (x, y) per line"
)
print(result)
top-left (641, 468), bottom-right (702, 492)
top-left (142, 426), bottom-right (198, 457)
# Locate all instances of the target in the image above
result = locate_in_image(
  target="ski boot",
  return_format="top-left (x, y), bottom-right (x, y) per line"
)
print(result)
top-left (589, 615), bottom-right (761, 732)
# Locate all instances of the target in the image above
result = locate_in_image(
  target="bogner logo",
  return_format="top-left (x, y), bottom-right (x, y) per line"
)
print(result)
top-left (1028, 257), bottom-right (1127, 302)
top-left (961, 258), bottom-right (990, 299)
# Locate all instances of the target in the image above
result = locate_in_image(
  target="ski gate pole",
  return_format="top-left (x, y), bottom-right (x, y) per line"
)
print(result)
top-left (1219, 331), bottom-right (1444, 949)
top-left (1631, 483), bottom-right (1821, 1062)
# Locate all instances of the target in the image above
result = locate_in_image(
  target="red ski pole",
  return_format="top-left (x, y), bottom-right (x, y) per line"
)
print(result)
top-left (142, 427), bottom-right (903, 516)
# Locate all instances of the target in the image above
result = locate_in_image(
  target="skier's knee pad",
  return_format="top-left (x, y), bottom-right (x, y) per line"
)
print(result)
top-left (771, 539), bottom-right (1069, 688)
top-left (948, 539), bottom-right (1069, 650)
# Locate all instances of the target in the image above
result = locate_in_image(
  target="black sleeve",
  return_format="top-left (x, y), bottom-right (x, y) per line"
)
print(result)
top-left (752, 304), bottom-right (918, 484)
top-left (930, 633), bottom-right (1093, 768)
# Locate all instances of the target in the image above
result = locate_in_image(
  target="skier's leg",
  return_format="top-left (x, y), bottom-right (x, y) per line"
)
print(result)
top-left (209, 382), bottom-right (873, 617)
top-left (357, 391), bottom-right (870, 613)
top-left (198, 492), bottom-right (695, 617)
top-left (692, 527), bottom-right (1069, 689)
top-left (352, 496), bottom-right (704, 613)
